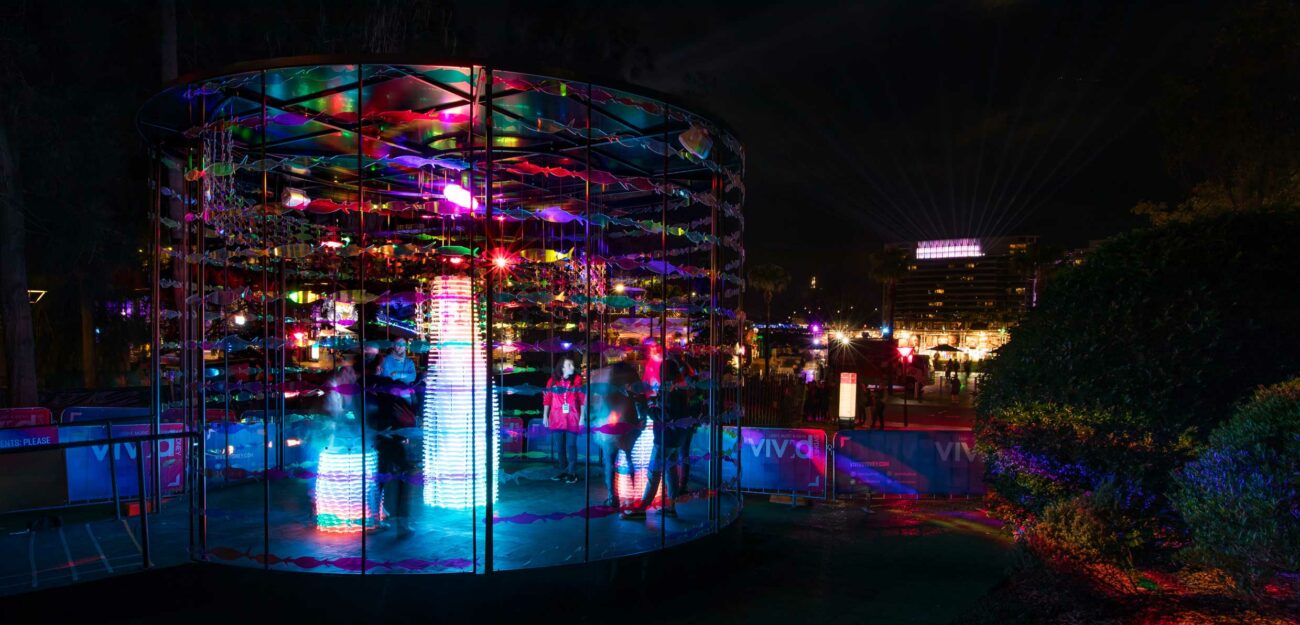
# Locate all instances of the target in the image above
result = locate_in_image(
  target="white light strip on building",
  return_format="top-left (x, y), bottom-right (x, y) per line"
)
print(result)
top-left (915, 238), bottom-right (984, 260)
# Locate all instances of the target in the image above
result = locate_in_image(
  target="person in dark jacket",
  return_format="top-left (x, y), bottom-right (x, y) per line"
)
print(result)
top-left (622, 356), bottom-right (691, 519)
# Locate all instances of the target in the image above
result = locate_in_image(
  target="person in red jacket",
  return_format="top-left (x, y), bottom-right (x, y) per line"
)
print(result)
top-left (543, 356), bottom-right (586, 483)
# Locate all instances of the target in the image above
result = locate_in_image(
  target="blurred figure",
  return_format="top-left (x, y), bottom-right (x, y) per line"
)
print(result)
top-left (377, 338), bottom-right (416, 384)
top-left (368, 341), bottom-right (418, 538)
top-left (542, 356), bottom-right (585, 484)
top-left (622, 356), bottom-right (691, 519)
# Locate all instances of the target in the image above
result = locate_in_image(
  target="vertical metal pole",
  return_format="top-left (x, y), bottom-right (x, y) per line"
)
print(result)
top-left (136, 440), bottom-right (152, 569)
top-left (150, 148), bottom-right (163, 524)
top-left (356, 64), bottom-right (368, 574)
top-left (482, 66), bottom-right (495, 575)
top-left (709, 171), bottom-right (719, 531)
top-left (260, 69), bottom-right (271, 571)
top-left (108, 426), bottom-right (120, 520)
top-left (466, 65), bottom-right (478, 575)
top-left (582, 82), bottom-right (592, 562)
top-left (659, 110), bottom-right (668, 549)
top-left (277, 215), bottom-right (287, 468)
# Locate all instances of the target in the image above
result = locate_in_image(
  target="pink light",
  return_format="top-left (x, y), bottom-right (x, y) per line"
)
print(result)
top-left (443, 183), bottom-right (478, 210)
top-left (448, 257), bottom-right (464, 265)
top-left (321, 239), bottom-right (344, 249)
top-left (493, 255), bottom-right (510, 269)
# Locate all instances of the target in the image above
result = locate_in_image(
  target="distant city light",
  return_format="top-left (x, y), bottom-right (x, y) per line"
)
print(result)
top-left (916, 238), bottom-right (983, 260)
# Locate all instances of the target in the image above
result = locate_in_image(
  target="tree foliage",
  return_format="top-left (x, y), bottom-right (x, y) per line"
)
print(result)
top-left (746, 262), bottom-right (789, 325)
top-left (980, 212), bottom-right (1300, 437)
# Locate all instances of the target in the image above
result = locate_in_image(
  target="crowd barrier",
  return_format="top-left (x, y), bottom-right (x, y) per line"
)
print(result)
top-left (716, 426), bottom-right (985, 499)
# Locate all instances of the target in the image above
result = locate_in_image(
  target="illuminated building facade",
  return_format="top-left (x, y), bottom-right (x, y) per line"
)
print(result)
top-left (890, 236), bottom-right (1036, 358)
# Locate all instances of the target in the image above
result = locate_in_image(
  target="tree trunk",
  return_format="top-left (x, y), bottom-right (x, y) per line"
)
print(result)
top-left (763, 293), bottom-right (772, 378)
top-left (79, 280), bottom-right (96, 388)
top-left (0, 121), bottom-right (39, 406)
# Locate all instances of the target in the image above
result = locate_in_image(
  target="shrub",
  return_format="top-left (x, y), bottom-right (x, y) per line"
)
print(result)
top-left (1171, 379), bottom-right (1300, 591)
top-left (1027, 481), bottom-right (1146, 566)
top-left (977, 212), bottom-right (1300, 551)
top-left (977, 402), bottom-right (1191, 553)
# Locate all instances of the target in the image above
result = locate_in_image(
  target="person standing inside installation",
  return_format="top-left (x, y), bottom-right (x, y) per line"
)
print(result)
top-left (543, 356), bottom-right (586, 484)
top-left (369, 338), bottom-right (419, 537)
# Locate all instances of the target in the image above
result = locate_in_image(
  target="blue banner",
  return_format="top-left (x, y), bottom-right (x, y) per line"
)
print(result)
top-left (722, 427), bottom-right (826, 496)
top-left (63, 423), bottom-right (186, 501)
top-left (832, 429), bottom-right (984, 496)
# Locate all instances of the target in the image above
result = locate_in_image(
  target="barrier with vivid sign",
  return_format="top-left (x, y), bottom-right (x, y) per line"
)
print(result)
top-left (0, 426), bottom-right (65, 511)
top-left (721, 427), bottom-right (826, 496)
top-left (63, 423), bottom-right (187, 501)
top-left (832, 429), bottom-right (984, 497)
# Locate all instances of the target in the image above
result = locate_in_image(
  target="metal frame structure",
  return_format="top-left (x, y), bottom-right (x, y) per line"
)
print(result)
top-left (136, 58), bottom-right (746, 575)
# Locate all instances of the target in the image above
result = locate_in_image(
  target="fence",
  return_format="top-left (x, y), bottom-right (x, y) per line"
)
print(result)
top-left (740, 376), bottom-right (809, 427)
top-left (722, 425), bottom-right (985, 500)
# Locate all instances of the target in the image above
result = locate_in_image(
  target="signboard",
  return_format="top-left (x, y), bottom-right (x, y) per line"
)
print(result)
top-left (833, 429), bottom-right (984, 497)
top-left (0, 426), bottom-right (58, 450)
top-left (63, 423), bottom-right (186, 501)
top-left (722, 427), bottom-right (826, 496)
top-left (838, 372), bottom-right (857, 420)
top-left (0, 407), bottom-right (52, 428)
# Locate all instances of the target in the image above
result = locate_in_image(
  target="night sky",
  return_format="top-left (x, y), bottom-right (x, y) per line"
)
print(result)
top-left (465, 1), bottom-right (1224, 317)
top-left (9, 0), bottom-right (1230, 322)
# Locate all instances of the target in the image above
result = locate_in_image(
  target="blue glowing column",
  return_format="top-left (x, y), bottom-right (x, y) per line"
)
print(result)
top-left (423, 275), bottom-right (499, 509)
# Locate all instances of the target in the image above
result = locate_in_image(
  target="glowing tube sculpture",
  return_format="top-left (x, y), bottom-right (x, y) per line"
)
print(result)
top-left (615, 421), bottom-right (663, 507)
top-left (315, 447), bottom-right (380, 533)
top-left (423, 275), bottom-right (499, 509)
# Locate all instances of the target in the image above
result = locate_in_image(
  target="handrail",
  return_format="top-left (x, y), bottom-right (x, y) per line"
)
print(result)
top-left (0, 431), bottom-right (197, 456)
top-left (0, 430), bottom-right (199, 571)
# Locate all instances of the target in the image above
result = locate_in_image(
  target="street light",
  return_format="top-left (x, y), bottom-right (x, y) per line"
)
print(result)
top-left (896, 345), bottom-right (914, 428)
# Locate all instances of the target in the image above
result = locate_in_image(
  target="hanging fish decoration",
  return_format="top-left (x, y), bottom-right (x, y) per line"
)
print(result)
top-left (519, 247), bottom-right (572, 263)
top-left (678, 125), bottom-right (713, 160)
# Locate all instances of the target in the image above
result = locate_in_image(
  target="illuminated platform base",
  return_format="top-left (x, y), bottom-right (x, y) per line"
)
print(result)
top-left (200, 458), bottom-right (736, 574)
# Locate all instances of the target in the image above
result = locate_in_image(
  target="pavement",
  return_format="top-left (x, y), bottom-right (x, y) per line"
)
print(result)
top-left (0, 496), bottom-right (1015, 625)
